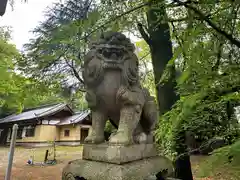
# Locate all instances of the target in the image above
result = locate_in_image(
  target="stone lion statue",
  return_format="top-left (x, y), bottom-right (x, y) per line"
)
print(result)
top-left (83, 32), bottom-right (158, 145)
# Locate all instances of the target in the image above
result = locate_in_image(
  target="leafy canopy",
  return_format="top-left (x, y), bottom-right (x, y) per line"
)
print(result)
top-left (155, 0), bottom-right (240, 156)
top-left (0, 26), bottom-right (71, 116)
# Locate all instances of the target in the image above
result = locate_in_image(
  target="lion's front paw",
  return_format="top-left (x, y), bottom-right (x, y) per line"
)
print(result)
top-left (108, 131), bottom-right (133, 145)
top-left (84, 134), bottom-right (105, 144)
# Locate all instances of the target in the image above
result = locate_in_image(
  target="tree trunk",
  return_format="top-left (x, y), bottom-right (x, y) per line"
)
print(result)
top-left (138, 1), bottom-right (193, 180)
top-left (138, 1), bottom-right (179, 116)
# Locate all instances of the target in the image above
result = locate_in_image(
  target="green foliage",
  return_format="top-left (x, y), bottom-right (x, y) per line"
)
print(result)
top-left (135, 40), bottom-right (156, 97)
top-left (104, 120), bottom-right (116, 134)
top-left (156, 0), bottom-right (240, 157)
top-left (0, 26), bottom-right (69, 116)
top-left (19, 0), bottom-right (103, 89)
top-left (0, 26), bottom-right (24, 112)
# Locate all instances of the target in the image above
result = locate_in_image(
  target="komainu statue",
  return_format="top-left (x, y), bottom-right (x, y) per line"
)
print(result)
top-left (83, 32), bottom-right (158, 145)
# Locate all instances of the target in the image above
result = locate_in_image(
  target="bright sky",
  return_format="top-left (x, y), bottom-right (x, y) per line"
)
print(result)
top-left (0, 0), bottom-right (59, 50)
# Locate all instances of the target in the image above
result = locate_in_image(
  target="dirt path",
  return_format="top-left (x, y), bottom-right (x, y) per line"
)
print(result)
top-left (191, 155), bottom-right (218, 180)
top-left (0, 146), bottom-right (82, 180)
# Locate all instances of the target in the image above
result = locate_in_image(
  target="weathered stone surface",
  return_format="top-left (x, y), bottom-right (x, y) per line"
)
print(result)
top-left (83, 32), bottom-right (158, 145)
top-left (62, 156), bottom-right (174, 180)
top-left (82, 143), bottom-right (158, 164)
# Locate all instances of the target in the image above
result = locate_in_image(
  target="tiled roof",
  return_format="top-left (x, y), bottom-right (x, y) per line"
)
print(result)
top-left (0, 103), bottom-right (72, 124)
top-left (56, 109), bottom-right (91, 125)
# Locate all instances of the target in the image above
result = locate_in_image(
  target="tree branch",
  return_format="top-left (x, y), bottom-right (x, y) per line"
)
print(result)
top-left (137, 23), bottom-right (152, 45)
top-left (167, 3), bottom-right (232, 22)
top-left (212, 40), bottom-right (223, 71)
top-left (64, 59), bottom-right (85, 85)
top-left (81, 2), bottom-right (150, 41)
top-left (168, 0), bottom-right (227, 7)
top-left (173, 0), bottom-right (240, 48)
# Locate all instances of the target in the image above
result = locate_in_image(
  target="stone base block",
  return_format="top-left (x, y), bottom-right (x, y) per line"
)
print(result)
top-left (62, 156), bottom-right (174, 180)
top-left (82, 143), bottom-right (158, 164)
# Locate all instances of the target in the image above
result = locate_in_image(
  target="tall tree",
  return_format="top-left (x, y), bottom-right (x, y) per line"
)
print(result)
top-left (137, 1), bottom-right (192, 179)
top-left (137, 0), bottom-right (179, 115)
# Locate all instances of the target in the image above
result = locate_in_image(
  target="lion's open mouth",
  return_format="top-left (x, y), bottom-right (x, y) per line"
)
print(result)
top-left (98, 47), bottom-right (125, 64)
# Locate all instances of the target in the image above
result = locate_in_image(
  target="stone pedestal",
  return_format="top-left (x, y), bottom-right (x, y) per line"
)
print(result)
top-left (82, 143), bottom-right (158, 164)
top-left (62, 144), bottom-right (174, 180)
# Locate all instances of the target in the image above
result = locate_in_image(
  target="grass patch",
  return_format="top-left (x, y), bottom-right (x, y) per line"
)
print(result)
top-left (18, 145), bottom-right (83, 162)
top-left (194, 139), bottom-right (240, 180)
top-left (56, 145), bottom-right (83, 152)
